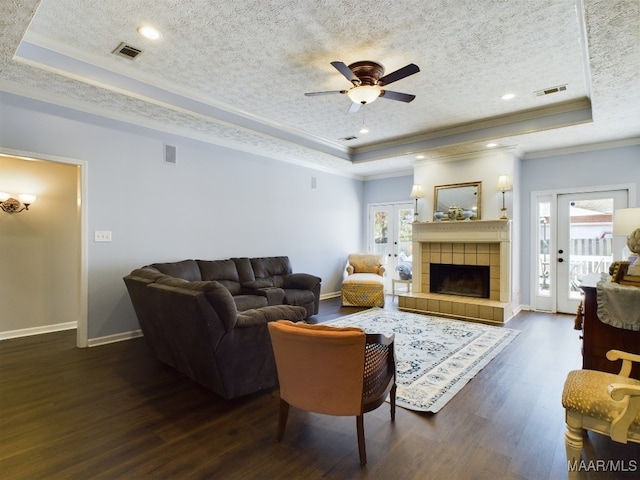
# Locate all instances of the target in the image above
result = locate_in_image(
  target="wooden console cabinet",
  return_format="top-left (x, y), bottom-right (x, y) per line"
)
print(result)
top-left (581, 284), bottom-right (640, 379)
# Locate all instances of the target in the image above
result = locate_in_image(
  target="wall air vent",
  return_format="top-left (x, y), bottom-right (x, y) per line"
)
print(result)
top-left (112, 42), bottom-right (143, 60)
top-left (535, 84), bottom-right (567, 96)
top-left (340, 136), bottom-right (358, 141)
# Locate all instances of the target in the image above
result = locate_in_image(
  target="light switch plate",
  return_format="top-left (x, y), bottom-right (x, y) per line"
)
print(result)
top-left (94, 230), bottom-right (112, 242)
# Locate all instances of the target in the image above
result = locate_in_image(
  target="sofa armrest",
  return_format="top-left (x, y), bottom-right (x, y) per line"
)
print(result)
top-left (284, 273), bottom-right (322, 290)
top-left (253, 287), bottom-right (285, 305)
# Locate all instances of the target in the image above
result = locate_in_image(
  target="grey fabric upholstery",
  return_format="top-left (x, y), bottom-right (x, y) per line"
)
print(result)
top-left (123, 269), bottom-right (308, 399)
top-left (238, 256), bottom-right (322, 317)
top-left (151, 259), bottom-right (201, 281)
top-left (150, 257), bottom-right (320, 317)
top-left (197, 259), bottom-right (243, 295)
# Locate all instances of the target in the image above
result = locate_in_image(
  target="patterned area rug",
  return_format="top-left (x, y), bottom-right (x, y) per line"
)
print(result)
top-left (327, 308), bottom-right (519, 413)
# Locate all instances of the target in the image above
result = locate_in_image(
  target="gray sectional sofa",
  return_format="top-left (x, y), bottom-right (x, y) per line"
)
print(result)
top-left (123, 256), bottom-right (321, 399)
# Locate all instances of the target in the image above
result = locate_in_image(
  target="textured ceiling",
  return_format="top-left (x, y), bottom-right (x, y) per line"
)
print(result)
top-left (2, 0), bottom-right (639, 178)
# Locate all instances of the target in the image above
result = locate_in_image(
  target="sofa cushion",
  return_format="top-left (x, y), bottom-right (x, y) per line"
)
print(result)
top-left (232, 257), bottom-right (255, 283)
top-left (236, 305), bottom-right (307, 328)
top-left (234, 294), bottom-right (269, 312)
top-left (249, 256), bottom-right (292, 287)
top-left (283, 289), bottom-right (315, 308)
top-left (197, 259), bottom-right (243, 295)
top-left (151, 260), bottom-right (202, 281)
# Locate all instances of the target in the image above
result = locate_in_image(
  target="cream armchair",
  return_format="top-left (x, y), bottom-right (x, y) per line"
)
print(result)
top-left (562, 349), bottom-right (640, 478)
top-left (341, 253), bottom-right (386, 307)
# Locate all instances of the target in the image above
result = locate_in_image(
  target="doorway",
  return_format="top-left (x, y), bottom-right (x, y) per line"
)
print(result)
top-left (368, 202), bottom-right (414, 291)
top-left (532, 187), bottom-right (630, 313)
top-left (0, 148), bottom-right (87, 347)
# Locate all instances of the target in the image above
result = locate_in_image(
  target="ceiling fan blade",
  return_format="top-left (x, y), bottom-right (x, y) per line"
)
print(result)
top-left (380, 90), bottom-right (416, 102)
top-left (331, 61), bottom-right (359, 84)
top-left (304, 90), bottom-right (347, 96)
top-left (347, 102), bottom-right (361, 114)
top-left (378, 63), bottom-right (420, 86)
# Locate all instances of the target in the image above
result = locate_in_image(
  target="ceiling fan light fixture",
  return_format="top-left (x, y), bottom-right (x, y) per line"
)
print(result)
top-left (347, 85), bottom-right (381, 105)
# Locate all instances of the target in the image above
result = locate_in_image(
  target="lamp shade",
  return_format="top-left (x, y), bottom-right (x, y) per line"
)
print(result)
top-left (496, 174), bottom-right (511, 192)
top-left (18, 194), bottom-right (36, 205)
top-left (347, 85), bottom-right (381, 105)
top-left (613, 207), bottom-right (640, 236)
top-left (410, 184), bottom-right (424, 199)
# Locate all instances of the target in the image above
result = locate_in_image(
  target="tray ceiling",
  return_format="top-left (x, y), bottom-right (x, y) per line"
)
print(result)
top-left (2, 0), bottom-right (639, 178)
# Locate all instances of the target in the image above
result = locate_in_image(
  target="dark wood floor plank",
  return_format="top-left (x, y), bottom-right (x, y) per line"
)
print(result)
top-left (2, 296), bottom-right (639, 479)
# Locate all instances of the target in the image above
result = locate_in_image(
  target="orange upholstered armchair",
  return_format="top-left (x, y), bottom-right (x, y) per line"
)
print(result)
top-left (267, 320), bottom-right (396, 466)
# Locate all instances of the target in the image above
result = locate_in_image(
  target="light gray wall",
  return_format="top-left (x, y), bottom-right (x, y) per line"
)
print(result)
top-left (519, 145), bottom-right (640, 305)
top-left (363, 175), bottom-right (414, 205)
top-left (362, 174), bottom-right (414, 246)
top-left (0, 93), bottom-right (363, 340)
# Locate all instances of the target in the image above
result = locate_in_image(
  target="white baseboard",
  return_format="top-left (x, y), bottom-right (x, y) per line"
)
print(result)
top-left (0, 321), bottom-right (77, 341)
top-left (320, 291), bottom-right (341, 300)
top-left (87, 329), bottom-right (143, 347)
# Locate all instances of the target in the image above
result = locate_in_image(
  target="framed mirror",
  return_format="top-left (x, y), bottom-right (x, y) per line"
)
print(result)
top-left (434, 181), bottom-right (482, 220)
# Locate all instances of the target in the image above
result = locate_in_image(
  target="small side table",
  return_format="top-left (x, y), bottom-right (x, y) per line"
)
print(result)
top-left (392, 279), bottom-right (411, 301)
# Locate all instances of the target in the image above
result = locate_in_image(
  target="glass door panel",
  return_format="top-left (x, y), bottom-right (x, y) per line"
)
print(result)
top-left (368, 203), bottom-right (414, 291)
top-left (557, 191), bottom-right (627, 313)
top-left (532, 188), bottom-right (628, 313)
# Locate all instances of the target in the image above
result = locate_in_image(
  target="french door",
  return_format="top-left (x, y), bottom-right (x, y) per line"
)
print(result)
top-left (368, 203), bottom-right (414, 291)
top-left (533, 188), bottom-right (629, 313)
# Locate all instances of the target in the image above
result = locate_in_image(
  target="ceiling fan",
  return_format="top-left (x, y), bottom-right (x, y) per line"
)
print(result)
top-left (305, 60), bottom-right (420, 113)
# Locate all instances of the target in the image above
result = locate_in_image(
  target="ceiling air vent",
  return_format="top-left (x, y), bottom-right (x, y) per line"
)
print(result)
top-left (112, 42), bottom-right (143, 60)
top-left (535, 84), bottom-right (567, 96)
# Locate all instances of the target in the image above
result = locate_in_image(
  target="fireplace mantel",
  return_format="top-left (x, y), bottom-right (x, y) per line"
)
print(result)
top-left (412, 220), bottom-right (511, 243)
top-left (399, 220), bottom-right (513, 324)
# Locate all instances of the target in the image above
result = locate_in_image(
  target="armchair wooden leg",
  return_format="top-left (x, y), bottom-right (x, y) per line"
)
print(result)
top-left (390, 383), bottom-right (397, 421)
top-left (356, 414), bottom-right (366, 466)
top-left (276, 399), bottom-right (289, 442)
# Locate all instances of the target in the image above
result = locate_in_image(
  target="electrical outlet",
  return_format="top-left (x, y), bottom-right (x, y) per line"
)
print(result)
top-left (94, 230), bottom-right (112, 242)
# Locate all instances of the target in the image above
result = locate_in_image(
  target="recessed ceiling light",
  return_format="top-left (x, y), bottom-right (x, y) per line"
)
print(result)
top-left (138, 26), bottom-right (160, 40)
top-left (416, 154), bottom-right (425, 159)
top-left (486, 142), bottom-right (498, 148)
top-left (501, 93), bottom-right (515, 100)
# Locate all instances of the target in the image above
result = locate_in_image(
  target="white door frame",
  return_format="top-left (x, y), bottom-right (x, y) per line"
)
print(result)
top-left (530, 183), bottom-right (635, 313)
top-left (1, 147), bottom-right (88, 348)
top-left (368, 202), bottom-right (414, 291)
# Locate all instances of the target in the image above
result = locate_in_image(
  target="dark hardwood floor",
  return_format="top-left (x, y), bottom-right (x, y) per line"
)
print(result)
top-left (1, 297), bottom-right (639, 479)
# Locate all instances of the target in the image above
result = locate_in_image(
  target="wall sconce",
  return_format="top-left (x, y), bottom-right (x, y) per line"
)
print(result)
top-left (410, 184), bottom-right (424, 223)
top-left (496, 175), bottom-right (512, 220)
top-left (0, 192), bottom-right (37, 213)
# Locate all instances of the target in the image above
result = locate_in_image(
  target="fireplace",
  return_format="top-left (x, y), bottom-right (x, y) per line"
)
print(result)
top-left (398, 220), bottom-right (513, 324)
top-left (430, 263), bottom-right (490, 298)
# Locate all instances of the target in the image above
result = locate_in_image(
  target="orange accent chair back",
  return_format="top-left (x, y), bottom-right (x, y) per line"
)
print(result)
top-left (268, 320), bottom-right (396, 466)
